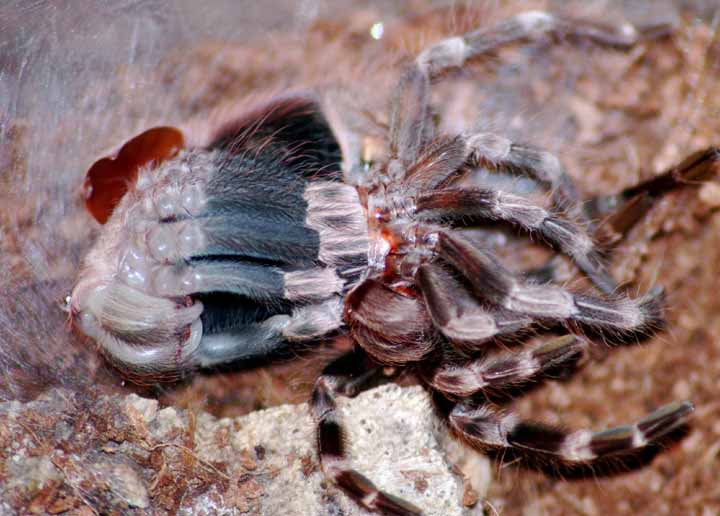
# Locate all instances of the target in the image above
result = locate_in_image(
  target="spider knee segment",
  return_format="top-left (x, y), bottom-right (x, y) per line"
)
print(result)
top-left (462, 132), bottom-right (583, 218)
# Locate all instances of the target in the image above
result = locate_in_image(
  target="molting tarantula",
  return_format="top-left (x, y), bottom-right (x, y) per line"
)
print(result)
top-left (69, 11), bottom-right (717, 515)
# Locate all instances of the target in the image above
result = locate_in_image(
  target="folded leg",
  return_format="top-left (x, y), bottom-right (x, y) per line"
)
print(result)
top-left (427, 335), bottom-right (586, 398)
top-left (433, 231), bottom-right (664, 342)
top-left (416, 262), bottom-right (532, 353)
top-left (197, 297), bottom-right (343, 367)
top-left (416, 185), bottom-right (614, 292)
top-left (311, 349), bottom-right (420, 516)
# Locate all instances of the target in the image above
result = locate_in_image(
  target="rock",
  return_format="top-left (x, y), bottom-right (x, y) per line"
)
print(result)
top-left (0, 385), bottom-right (486, 515)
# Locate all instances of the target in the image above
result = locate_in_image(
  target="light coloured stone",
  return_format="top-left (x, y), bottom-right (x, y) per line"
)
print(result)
top-left (191, 384), bottom-right (474, 515)
top-left (0, 385), bottom-right (486, 514)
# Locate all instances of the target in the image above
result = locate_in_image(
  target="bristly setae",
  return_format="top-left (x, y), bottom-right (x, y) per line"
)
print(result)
top-left (70, 11), bottom-right (718, 515)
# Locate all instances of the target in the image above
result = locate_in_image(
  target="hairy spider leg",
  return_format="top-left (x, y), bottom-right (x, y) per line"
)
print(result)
top-left (383, 12), bottom-right (671, 293)
top-left (441, 397), bottom-right (693, 475)
top-left (414, 182), bottom-right (614, 293)
top-left (431, 231), bottom-right (664, 343)
top-left (387, 10), bottom-right (656, 169)
top-left (416, 263), bottom-right (533, 353)
top-left (591, 146), bottom-right (720, 245)
top-left (311, 349), bottom-right (421, 516)
top-left (425, 334), bottom-right (587, 398)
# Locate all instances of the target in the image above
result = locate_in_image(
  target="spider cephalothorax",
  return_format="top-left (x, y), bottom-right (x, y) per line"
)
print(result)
top-left (70, 11), bottom-right (718, 515)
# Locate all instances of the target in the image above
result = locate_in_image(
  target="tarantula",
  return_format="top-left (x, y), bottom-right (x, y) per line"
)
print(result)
top-left (69, 11), bottom-right (718, 515)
